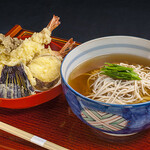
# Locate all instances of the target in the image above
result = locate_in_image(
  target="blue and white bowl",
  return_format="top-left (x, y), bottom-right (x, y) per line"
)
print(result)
top-left (60, 36), bottom-right (150, 136)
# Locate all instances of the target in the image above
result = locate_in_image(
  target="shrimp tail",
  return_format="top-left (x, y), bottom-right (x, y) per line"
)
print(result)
top-left (59, 38), bottom-right (76, 57)
top-left (47, 15), bottom-right (61, 32)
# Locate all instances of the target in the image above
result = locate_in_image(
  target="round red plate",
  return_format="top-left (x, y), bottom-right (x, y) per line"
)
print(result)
top-left (0, 41), bottom-right (63, 109)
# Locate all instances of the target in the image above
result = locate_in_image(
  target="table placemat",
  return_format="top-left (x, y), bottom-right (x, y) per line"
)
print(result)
top-left (0, 25), bottom-right (150, 150)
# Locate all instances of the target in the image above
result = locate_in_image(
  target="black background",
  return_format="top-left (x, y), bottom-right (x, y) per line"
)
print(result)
top-left (1, 0), bottom-right (150, 43)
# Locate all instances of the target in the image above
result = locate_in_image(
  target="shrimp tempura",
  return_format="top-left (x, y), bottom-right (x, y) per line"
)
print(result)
top-left (1, 15), bottom-right (60, 66)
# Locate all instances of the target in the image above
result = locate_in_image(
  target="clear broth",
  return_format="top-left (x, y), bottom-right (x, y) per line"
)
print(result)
top-left (68, 54), bottom-right (150, 96)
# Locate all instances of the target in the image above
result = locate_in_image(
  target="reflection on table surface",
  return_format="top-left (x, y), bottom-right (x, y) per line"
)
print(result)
top-left (0, 94), bottom-right (150, 150)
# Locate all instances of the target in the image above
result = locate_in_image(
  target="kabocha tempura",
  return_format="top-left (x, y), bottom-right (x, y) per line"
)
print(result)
top-left (0, 15), bottom-right (75, 98)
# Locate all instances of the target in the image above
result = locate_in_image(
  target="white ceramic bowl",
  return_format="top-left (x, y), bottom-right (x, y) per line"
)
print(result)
top-left (61, 36), bottom-right (150, 136)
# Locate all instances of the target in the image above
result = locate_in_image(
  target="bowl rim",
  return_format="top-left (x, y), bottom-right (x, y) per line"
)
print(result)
top-left (61, 35), bottom-right (150, 108)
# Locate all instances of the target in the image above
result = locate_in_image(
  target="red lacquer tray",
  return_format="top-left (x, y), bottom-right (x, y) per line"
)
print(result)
top-left (0, 25), bottom-right (79, 109)
top-left (0, 26), bottom-right (150, 150)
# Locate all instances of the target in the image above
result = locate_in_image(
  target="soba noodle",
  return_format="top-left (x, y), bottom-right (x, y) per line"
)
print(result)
top-left (86, 63), bottom-right (150, 104)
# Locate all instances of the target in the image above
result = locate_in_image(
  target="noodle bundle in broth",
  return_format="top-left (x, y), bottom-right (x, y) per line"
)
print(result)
top-left (68, 54), bottom-right (150, 105)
